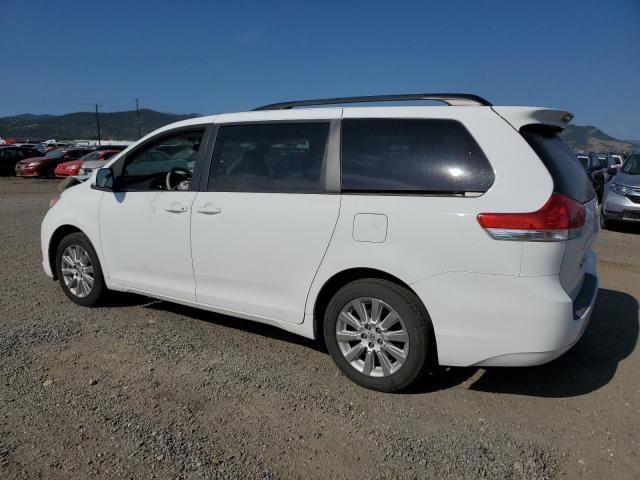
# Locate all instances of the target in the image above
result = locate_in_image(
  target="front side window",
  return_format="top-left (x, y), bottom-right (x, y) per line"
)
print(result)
top-left (208, 122), bottom-right (330, 193)
top-left (119, 129), bottom-right (204, 191)
top-left (341, 119), bottom-right (494, 194)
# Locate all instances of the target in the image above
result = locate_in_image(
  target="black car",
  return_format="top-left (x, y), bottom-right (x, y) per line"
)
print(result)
top-left (576, 153), bottom-right (605, 200)
top-left (0, 146), bottom-right (43, 176)
top-left (93, 144), bottom-right (129, 151)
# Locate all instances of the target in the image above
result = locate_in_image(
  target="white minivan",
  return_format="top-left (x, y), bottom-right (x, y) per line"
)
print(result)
top-left (41, 94), bottom-right (599, 392)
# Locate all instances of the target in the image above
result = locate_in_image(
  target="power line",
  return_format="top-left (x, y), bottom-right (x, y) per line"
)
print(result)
top-left (95, 104), bottom-right (102, 145)
top-left (135, 98), bottom-right (142, 139)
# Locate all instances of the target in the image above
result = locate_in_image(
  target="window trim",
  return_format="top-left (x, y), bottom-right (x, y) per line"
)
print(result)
top-left (339, 117), bottom-right (494, 197)
top-left (204, 119), bottom-right (339, 194)
top-left (110, 124), bottom-right (211, 193)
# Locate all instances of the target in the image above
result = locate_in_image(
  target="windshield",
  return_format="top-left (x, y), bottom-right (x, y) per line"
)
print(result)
top-left (79, 151), bottom-right (100, 161)
top-left (45, 150), bottom-right (65, 159)
top-left (622, 155), bottom-right (640, 175)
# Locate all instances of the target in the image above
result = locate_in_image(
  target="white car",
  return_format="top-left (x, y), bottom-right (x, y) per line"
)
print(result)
top-left (41, 94), bottom-right (599, 392)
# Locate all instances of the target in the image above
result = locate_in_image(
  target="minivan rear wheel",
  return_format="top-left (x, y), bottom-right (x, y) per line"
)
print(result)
top-left (55, 232), bottom-right (107, 307)
top-left (324, 279), bottom-right (432, 392)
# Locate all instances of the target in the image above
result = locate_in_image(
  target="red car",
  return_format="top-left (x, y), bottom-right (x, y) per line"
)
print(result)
top-left (15, 148), bottom-right (92, 178)
top-left (54, 149), bottom-right (119, 178)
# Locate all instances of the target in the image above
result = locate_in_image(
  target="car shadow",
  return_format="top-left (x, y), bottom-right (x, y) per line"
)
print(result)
top-left (101, 292), bottom-right (151, 308)
top-left (604, 221), bottom-right (640, 235)
top-left (127, 288), bottom-right (637, 398)
top-left (144, 300), bottom-right (325, 353)
top-left (463, 288), bottom-right (638, 397)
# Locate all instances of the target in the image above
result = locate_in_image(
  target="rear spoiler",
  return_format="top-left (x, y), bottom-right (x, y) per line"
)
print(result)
top-left (492, 107), bottom-right (574, 131)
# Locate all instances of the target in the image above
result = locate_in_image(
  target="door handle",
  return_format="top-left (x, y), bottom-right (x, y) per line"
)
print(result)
top-left (165, 204), bottom-right (188, 214)
top-left (196, 207), bottom-right (222, 215)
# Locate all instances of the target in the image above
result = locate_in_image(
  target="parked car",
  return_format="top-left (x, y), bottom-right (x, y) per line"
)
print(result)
top-left (15, 148), bottom-right (92, 177)
top-left (41, 94), bottom-right (599, 392)
top-left (601, 152), bottom-right (640, 228)
top-left (607, 153), bottom-right (624, 173)
top-left (94, 144), bottom-right (130, 151)
top-left (0, 145), bottom-right (43, 175)
top-left (54, 150), bottom-right (120, 178)
top-left (76, 151), bottom-right (123, 178)
top-left (576, 154), bottom-right (605, 200)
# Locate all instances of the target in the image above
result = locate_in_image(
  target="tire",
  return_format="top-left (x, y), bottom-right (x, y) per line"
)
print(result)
top-left (323, 278), bottom-right (433, 392)
top-left (55, 232), bottom-right (107, 307)
top-left (600, 208), bottom-right (616, 230)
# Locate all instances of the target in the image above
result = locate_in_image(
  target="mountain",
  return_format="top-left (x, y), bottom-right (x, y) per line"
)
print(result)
top-left (560, 125), bottom-right (638, 153)
top-left (0, 109), bottom-right (199, 141)
top-left (1, 109), bottom-right (638, 152)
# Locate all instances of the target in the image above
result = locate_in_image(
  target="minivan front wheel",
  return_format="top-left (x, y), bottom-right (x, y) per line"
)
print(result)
top-left (324, 279), bottom-right (432, 392)
top-left (56, 232), bottom-right (107, 307)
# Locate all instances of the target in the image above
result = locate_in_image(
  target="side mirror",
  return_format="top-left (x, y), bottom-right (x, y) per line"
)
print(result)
top-left (607, 167), bottom-right (617, 176)
top-left (92, 167), bottom-right (115, 191)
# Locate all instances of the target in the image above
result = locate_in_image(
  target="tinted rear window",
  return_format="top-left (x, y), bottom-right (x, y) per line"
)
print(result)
top-left (521, 126), bottom-right (595, 203)
top-left (341, 119), bottom-right (494, 194)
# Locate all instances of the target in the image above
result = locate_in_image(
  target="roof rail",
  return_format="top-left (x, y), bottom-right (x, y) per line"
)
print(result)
top-left (253, 93), bottom-right (492, 111)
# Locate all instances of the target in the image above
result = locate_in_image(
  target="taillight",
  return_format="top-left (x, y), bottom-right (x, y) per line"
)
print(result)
top-left (477, 193), bottom-right (586, 241)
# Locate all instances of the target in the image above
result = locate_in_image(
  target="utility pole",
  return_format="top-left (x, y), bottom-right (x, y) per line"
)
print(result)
top-left (135, 98), bottom-right (142, 139)
top-left (94, 104), bottom-right (102, 146)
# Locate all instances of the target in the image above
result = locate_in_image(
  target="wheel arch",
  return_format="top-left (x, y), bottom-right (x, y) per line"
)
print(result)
top-left (311, 267), bottom-right (438, 363)
top-left (48, 224), bottom-right (85, 280)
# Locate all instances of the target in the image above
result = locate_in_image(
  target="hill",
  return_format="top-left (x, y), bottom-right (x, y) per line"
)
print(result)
top-left (0, 109), bottom-right (199, 141)
top-left (560, 125), bottom-right (637, 153)
top-left (1, 109), bottom-right (638, 153)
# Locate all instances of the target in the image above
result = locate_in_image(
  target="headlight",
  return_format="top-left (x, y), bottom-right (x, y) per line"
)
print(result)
top-left (27, 162), bottom-right (41, 167)
top-left (610, 183), bottom-right (631, 195)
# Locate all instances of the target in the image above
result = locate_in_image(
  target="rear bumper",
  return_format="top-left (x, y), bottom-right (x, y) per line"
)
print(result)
top-left (411, 251), bottom-right (598, 367)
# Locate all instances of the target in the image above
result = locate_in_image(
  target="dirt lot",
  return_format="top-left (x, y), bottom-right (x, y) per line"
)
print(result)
top-left (1, 177), bottom-right (639, 479)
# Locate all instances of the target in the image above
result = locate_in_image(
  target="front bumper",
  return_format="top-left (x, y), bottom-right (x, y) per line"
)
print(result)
top-left (603, 189), bottom-right (640, 222)
top-left (411, 252), bottom-right (599, 367)
top-left (15, 166), bottom-right (41, 177)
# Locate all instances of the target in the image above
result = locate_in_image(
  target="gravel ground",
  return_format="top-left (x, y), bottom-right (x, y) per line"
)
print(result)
top-left (1, 176), bottom-right (639, 479)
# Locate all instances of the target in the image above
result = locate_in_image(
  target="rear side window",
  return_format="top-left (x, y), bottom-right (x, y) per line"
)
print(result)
top-left (341, 119), bottom-right (494, 194)
top-left (521, 126), bottom-right (595, 203)
top-left (209, 123), bottom-right (330, 193)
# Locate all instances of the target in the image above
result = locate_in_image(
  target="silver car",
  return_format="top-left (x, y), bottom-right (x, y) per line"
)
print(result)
top-left (601, 153), bottom-right (640, 228)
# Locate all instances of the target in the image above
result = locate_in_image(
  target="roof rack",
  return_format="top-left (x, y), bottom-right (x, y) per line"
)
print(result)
top-left (253, 93), bottom-right (492, 111)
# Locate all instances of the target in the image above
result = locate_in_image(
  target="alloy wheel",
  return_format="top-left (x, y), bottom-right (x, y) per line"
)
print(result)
top-left (60, 245), bottom-right (94, 298)
top-left (336, 297), bottom-right (409, 377)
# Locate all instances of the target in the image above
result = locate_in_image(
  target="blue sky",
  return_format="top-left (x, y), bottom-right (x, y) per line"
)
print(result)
top-left (1, 0), bottom-right (638, 139)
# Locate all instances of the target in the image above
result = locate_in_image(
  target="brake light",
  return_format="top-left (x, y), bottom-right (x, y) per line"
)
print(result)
top-left (477, 193), bottom-right (585, 241)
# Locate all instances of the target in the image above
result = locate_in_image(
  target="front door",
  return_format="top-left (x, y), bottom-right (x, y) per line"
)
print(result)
top-left (191, 121), bottom-right (340, 323)
top-left (99, 128), bottom-right (205, 300)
